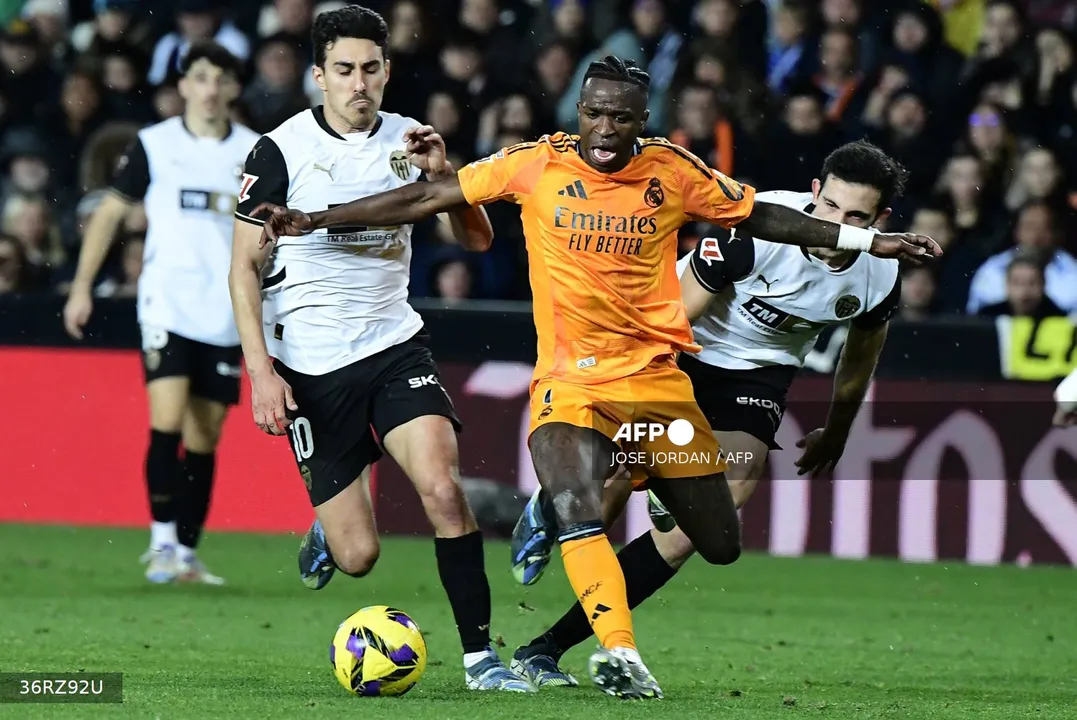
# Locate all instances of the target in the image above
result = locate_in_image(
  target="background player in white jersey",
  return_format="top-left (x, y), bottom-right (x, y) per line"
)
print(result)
top-left (507, 141), bottom-right (907, 687)
top-left (228, 6), bottom-right (531, 692)
top-left (62, 42), bottom-right (257, 586)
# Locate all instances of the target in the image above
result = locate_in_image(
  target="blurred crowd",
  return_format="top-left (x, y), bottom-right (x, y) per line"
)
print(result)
top-left (1, 0), bottom-right (1077, 323)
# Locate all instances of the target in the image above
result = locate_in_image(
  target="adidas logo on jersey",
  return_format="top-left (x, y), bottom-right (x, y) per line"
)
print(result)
top-left (557, 180), bottom-right (588, 199)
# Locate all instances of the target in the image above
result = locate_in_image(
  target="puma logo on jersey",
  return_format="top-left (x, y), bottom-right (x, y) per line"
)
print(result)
top-left (759, 275), bottom-right (778, 291)
top-left (313, 162), bottom-right (335, 180)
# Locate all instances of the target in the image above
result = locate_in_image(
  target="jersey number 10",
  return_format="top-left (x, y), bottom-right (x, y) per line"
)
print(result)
top-left (288, 417), bottom-right (314, 461)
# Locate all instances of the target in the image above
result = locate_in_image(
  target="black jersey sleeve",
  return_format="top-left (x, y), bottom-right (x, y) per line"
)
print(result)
top-left (852, 272), bottom-right (902, 330)
top-left (235, 136), bottom-right (290, 226)
top-left (109, 138), bottom-right (151, 201)
top-left (688, 228), bottom-right (756, 293)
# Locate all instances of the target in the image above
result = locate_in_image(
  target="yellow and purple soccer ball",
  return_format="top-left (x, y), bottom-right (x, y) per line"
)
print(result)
top-left (330, 605), bottom-right (427, 697)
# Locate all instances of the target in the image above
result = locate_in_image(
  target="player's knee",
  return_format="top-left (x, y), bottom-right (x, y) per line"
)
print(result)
top-left (182, 423), bottom-right (221, 454)
top-left (699, 541), bottom-right (741, 566)
top-left (417, 476), bottom-right (471, 531)
top-left (335, 542), bottom-right (381, 577)
top-left (695, 527), bottom-right (742, 566)
top-left (549, 485), bottom-right (602, 529)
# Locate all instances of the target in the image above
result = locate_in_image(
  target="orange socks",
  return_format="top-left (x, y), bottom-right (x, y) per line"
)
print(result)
top-left (560, 532), bottom-right (636, 650)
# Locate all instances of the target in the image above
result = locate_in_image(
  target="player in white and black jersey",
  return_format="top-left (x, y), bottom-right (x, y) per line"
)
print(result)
top-left (507, 141), bottom-right (908, 686)
top-left (63, 42), bottom-right (257, 587)
top-left (228, 6), bottom-right (532, 693)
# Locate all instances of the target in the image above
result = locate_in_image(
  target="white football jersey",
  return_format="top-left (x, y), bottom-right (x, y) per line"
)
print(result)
top-left (235, 108), bottom-right (426, 376)
top-left (111, 117), bottom-right (259, 347)
top-left (679, 190), bottom-right (901, 370)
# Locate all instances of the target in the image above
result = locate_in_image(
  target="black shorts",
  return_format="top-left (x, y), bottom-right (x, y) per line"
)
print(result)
top-left (140, 326), bottom-right (242, 406)
top-left (275, 329), bottom-right (462, 507)
top-left (678, 353), bottom-right (792, 451)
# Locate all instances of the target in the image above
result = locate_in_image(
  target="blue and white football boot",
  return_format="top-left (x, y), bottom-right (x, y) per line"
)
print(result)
top-left (510, 644), bottom-right (579, 688)
top-left (298, 519), bottom-right (336, 590)
top-left (465, 648), bottom-right (536, 692)
top-left (510, 486), bottom-right (556, 585)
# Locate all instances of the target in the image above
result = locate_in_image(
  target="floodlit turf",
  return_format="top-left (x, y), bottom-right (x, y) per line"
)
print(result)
top-left (1, 524), bottom-right (1075, 719)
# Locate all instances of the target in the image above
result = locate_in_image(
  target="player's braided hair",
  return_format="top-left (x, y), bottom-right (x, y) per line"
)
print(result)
top-left (820, 139), bottom-right (910, 211)
top-left (583, 55), bottom-right (651, 92)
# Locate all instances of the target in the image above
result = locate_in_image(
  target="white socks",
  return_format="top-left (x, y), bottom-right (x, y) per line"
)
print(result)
top-left (150, 521), bottom-right (177, 550)
top-left (463, 649), bottom-right (493, 669)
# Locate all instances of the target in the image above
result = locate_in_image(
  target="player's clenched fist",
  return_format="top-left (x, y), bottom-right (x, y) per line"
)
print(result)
top-left (251, 203), bottom-right (314, 246)
top-left (869, 233), bottom-right (943, 265)
top-left (403, 125), bottom-right (448, 175)
top-left (249, 364), bottom-right (298, 436)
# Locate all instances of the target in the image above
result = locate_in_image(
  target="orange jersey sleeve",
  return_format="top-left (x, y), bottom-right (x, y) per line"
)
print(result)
top-left (457, 140), bottom-right (551, 206)
top-left (654, 140), bottom-right (756, 228)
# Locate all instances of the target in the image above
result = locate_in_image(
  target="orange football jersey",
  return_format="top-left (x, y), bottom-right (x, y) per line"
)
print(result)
top-left (457, 132), bottom-right (757, 384)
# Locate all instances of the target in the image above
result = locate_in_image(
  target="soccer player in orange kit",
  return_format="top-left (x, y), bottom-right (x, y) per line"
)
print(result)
top-left (252, 56), bottom-right (940, 699)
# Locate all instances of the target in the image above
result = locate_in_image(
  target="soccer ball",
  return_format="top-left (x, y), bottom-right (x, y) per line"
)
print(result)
top-left (330, 605), bottom-right (427, 697)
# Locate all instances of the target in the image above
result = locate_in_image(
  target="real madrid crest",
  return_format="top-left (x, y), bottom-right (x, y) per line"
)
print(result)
top-left (389, 150), bottom-right (410, 181)
top-left (834, 294), bottom-right (861, 319)
top-left (644, 177), bottom-right (664, 208)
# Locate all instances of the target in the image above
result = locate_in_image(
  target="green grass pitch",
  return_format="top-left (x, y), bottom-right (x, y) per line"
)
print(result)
top-left (1, 524), bottom-right (1075, 719)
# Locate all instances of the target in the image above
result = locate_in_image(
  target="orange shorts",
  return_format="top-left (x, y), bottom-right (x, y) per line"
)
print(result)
top-left (529, 356), bottom-right (725, 486)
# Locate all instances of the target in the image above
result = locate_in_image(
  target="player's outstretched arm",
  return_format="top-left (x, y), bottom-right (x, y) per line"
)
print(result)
top-left (406, 126), bottom-right (494, 251)
top-left (254, 177), bottom-right (470, 244)
top-left (430, 166), bottom-right (494, 251)
top-left (795, 278), bottom-right (899, 475)
top-left (738, 201), bottom-right (943, 264)
top-left (795, 322), bottom-right (889, 475)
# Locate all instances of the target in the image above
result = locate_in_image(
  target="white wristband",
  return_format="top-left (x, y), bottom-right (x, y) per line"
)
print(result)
top-left (836, 224), bottom-right (876, 252)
